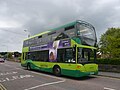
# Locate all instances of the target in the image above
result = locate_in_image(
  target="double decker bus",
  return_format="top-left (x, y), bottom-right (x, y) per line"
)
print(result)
top-left (21, 20), bottom-right (98, 77)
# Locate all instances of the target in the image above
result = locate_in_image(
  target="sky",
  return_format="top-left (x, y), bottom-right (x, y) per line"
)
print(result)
top-left (0, 0), bottom-right (120, 52)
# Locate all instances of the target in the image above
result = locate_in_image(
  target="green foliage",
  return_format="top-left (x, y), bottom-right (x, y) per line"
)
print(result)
top-left (97, 58), bottom-right (120, 65)
top-left (0, 52), bottom-right (7, 55)
top-left (99, 28), bottom-right (120, 58)
top-left (7, 52), bottom-right (13, 59)
top-left (18, 57), bottom-right (21, 60)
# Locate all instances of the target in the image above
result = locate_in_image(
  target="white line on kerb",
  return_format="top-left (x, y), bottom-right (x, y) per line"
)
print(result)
top-left (24, 80), bottom-right (65, 90)
top-left (104, 87), bottom-right (116, 90)
top-left (93, 75), bottom-right (120, 81)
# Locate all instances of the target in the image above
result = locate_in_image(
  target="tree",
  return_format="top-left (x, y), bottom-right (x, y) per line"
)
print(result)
top-left (14, 51), bottom-right (21, 57)
top-left (99, 28), bottom-right (120, 58)
top-left (7, 52), bottom-right (13, 59)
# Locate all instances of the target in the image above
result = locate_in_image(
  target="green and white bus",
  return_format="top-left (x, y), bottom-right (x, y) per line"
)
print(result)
top-left (21, 20), bottom-right (98, 77)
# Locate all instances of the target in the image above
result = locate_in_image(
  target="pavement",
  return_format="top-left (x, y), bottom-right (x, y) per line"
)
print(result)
top-left (98, 71), bottom-right (120, 79)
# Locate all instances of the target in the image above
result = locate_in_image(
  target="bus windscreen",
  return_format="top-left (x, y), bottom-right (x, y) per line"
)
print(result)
top-left (77, 22), bottom-right (96, 46)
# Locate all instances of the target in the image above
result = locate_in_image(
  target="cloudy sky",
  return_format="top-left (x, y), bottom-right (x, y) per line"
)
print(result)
top-left (0, 0), bottom-right (120, 52)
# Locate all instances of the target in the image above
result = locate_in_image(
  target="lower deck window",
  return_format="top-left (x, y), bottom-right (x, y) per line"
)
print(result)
top-left (25, 50), bottom-right (49, 62)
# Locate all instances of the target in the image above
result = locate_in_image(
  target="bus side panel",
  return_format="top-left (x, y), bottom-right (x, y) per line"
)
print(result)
top-left (59, 63), bottom-right (98, 77)
top-left (57, 63), bottom-right (88, 77)
top-left (21, 60), bottom-right (98, 77)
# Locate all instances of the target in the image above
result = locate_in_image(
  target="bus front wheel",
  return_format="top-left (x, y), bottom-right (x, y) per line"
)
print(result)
top-left (53, 66), bottom-right (61, 76)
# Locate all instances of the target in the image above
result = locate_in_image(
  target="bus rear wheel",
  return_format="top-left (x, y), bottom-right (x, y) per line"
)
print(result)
top-left (53, 66), bottom-right (61, 76)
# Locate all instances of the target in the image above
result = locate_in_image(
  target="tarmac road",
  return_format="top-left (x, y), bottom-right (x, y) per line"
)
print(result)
top-left (0, 59), bottom-right (120, 90)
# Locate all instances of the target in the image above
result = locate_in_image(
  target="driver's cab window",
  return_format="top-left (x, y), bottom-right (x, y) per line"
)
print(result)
top-left (26, 52), bottom-right (32, 60)
top-left (82, 50), bottom-right (89, 61)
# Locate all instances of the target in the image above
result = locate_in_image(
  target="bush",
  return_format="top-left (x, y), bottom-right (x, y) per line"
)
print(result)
top-left (18, 57), bottom-right (21, 60)
top-left (96, 58), bottom-right (120, 65)
top-left (7, 52), bottom-right (13, 59)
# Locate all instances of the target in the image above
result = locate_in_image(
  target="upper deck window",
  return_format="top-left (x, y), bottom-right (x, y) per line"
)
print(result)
top-left (64, 25), bottom-right (76, 38)
top-left (38, 35), bottom-right (42, 38)
top-left (65, 25), bottom-right (74, 31)
top-left (48, 31), bottom-right (56, 35)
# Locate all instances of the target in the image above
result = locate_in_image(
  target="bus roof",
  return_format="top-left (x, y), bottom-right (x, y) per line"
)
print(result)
top-left (24, 21), bottom-right (77, 41)
top-left (24, 20), bottom-right (93, 41)
top-left (49, 21), bottom-right (76, 32)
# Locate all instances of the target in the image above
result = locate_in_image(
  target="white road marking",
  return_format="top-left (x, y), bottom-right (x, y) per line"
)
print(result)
top-left (0, 83), bottom-right (7, 90)
top-left (2, 62), bottom-right (65, 81)
top-left (24, 80), bottom-right (65, 90)
top-left (2, 61), bottom-right (66, 90)
top-left (0, 75), bottom-right (34, 83)
top-left (24, 71), bottom-right (66, 90)
top-left (2, 63), bottom-right (22, 70)
top-left (3, 63), bottom-right (65, 80)
top-left (104, 87), bottom-right (116, 90)
top-left (0, 71), bottom-right (17, 76)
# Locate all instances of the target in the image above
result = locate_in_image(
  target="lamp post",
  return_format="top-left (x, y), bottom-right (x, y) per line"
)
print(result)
top-left (24, 30), bottom-right (31, 37)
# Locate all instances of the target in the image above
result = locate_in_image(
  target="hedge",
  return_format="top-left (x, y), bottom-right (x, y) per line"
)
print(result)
top-left (96, 58), bottom-right (120, 65)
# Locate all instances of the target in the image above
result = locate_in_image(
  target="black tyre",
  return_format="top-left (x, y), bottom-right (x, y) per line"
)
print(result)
top-left (27, 63), bottom-right (31, 70)
top-left (53, 66), bottom-right (61, 76)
